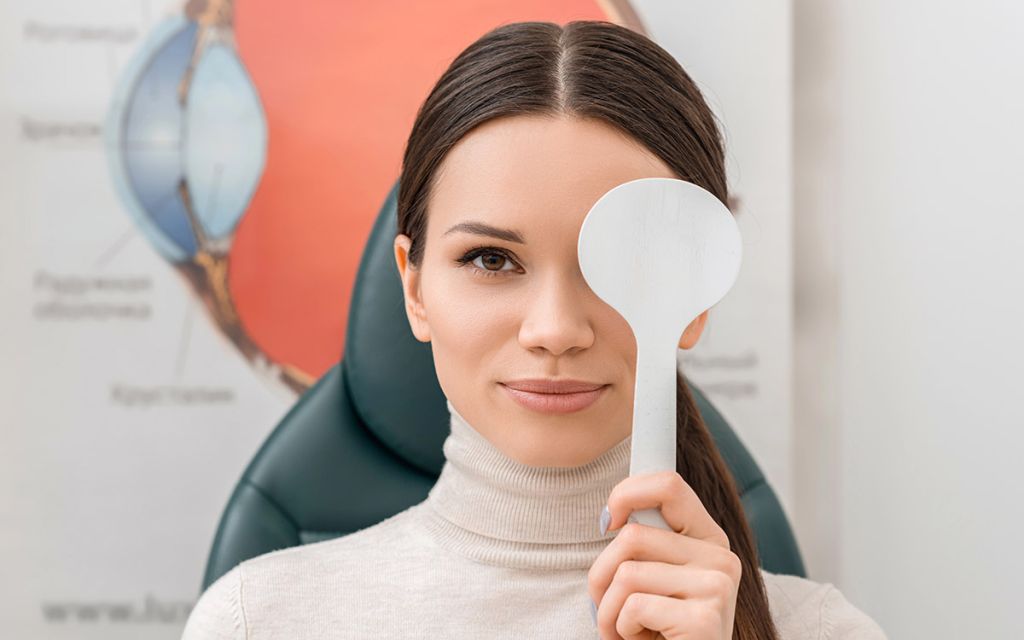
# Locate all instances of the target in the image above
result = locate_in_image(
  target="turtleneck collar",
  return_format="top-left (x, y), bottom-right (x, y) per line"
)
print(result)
top-left (419, 399), bottom-right (632, 571)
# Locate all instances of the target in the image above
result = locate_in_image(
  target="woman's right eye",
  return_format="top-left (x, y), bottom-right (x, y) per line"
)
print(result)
top-left (455, 247), bottom-right (522, 278)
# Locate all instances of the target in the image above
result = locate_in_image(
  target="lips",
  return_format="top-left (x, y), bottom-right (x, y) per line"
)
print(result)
top-left (502, 379), bottom-right (605, 394)
top-left (499, 379), bottom-right (609, 414)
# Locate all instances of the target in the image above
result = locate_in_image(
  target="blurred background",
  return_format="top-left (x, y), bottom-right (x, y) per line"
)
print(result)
top-left (1, 1), bottom-right (1020, 638)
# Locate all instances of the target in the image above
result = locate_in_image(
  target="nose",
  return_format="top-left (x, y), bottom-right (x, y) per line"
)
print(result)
top-left (517, 270), bottom-right (596, 356)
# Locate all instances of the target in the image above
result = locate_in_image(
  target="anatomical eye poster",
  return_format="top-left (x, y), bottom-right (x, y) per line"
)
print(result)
top-left (0, 1), bottom-right (790, 637)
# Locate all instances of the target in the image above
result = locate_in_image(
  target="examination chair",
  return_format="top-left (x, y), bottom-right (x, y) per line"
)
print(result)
top-left (200, 180), bottom-right (807, 591)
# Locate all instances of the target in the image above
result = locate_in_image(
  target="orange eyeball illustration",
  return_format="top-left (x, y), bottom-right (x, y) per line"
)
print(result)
top-left (106, 0), bottom-right (643, 396)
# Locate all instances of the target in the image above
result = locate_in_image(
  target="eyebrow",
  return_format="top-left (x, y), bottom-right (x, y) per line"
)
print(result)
top-left (441, 220), bottom-right (526, 244)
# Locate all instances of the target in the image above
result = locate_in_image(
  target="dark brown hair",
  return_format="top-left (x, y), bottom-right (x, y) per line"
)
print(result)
top-left (397, 20), bottom-right (777, 640)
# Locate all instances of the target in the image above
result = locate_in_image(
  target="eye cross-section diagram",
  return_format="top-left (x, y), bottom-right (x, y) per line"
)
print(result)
top-left (105, 0), bottom-right (312, 394)
top-left (105, 0), bottom-right (645, 396)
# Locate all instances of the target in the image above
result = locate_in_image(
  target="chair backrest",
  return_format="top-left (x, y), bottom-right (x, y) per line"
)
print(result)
top-left (200, 180), bottom-right (807, 590)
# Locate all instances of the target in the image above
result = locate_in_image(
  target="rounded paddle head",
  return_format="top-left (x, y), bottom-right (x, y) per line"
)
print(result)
top-left (577, 177), bottom-right (742, 347)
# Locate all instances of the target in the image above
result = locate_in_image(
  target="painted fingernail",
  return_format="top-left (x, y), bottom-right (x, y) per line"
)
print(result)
top-left (589, 597), bottom-right (597, 625)
top-left (599, 504), bottom-right (611, 536)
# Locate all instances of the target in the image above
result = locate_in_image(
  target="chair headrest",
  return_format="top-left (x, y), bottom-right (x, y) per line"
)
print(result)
top-left (342, 180), bottom-right (450, 476)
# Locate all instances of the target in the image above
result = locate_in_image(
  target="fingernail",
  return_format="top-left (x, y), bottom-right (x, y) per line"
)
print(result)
top-left (599, 504), bottom-right (611, 536)
top-left (589, 597), bottom-right (597, 625)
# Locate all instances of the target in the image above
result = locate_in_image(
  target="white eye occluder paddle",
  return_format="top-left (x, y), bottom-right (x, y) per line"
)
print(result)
top-left (577, 177), bottom-right (742, 531)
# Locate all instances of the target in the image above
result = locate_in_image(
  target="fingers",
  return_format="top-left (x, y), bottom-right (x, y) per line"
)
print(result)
top-left (588, 522), bottom-right (741, 611)
top-left (601, 559), bottom-right (738, 609)
top-left (614, 593), bottom-right (725, 640)
top-left (595, 559), bottom-right (738, 639)
top-left (605, 470), bottom-right (731, 550)
top-left (589, 471), bottom-right (740, 639)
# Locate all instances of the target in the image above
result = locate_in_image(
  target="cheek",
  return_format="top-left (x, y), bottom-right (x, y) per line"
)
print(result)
top-left (422, 275), bottom-right (523, 407)
top-left (420, 273), bottom-right (521, 364)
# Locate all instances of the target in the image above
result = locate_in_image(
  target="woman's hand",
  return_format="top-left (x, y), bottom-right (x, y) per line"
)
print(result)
top-left (587, 470), bottom-right (741, 640)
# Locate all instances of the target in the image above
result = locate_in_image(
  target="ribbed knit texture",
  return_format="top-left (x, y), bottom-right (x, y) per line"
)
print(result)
top-left (420, 399), bottom-right (630, 570)
top-left (181, 399), bottom-right (888, 639)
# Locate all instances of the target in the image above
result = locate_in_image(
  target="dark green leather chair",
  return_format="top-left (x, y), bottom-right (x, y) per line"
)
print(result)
top-left (200, 179), bottom-right (807, 591)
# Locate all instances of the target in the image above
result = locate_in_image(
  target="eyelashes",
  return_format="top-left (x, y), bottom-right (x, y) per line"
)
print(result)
top-left (454, 245), bottom-right (523, 279)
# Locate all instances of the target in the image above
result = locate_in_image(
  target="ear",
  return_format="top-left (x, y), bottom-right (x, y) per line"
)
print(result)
top-left (678, 309), bottom-right (709, 350)
top-left (393, 234), bottom-right (431, 343)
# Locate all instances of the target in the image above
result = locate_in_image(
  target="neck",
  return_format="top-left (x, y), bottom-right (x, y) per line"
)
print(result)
top-left (420, 399), bottom-right (631, 570)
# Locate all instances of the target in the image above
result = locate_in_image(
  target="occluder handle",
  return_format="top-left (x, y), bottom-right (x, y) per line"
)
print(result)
top-left (627, 506), bottom-right (673, 531)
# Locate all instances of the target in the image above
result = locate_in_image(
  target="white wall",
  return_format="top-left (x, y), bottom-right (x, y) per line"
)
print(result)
top-left (794, 1), bottom-right (1024, 637)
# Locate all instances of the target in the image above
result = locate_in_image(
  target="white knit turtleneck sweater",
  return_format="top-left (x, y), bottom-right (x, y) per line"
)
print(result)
top-left (182, 400), bottom-right (887, 639)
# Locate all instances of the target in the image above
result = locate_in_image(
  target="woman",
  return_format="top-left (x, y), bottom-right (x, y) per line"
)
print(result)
top-left (183, 20), bottom-right (887, 640)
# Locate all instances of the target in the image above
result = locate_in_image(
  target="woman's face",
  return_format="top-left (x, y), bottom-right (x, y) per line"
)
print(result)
top-left (394, 114), bottom-right (708, 467)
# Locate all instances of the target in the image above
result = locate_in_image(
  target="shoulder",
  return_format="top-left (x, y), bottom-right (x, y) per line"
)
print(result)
top-left (237, 501), bottom-right (426, 578)
top-left (759, 568), bottom-right (888, 639)
top-left (181, 503), bottom-right (427, 637)
top-left (181, 565), bottom-right (244, 640)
